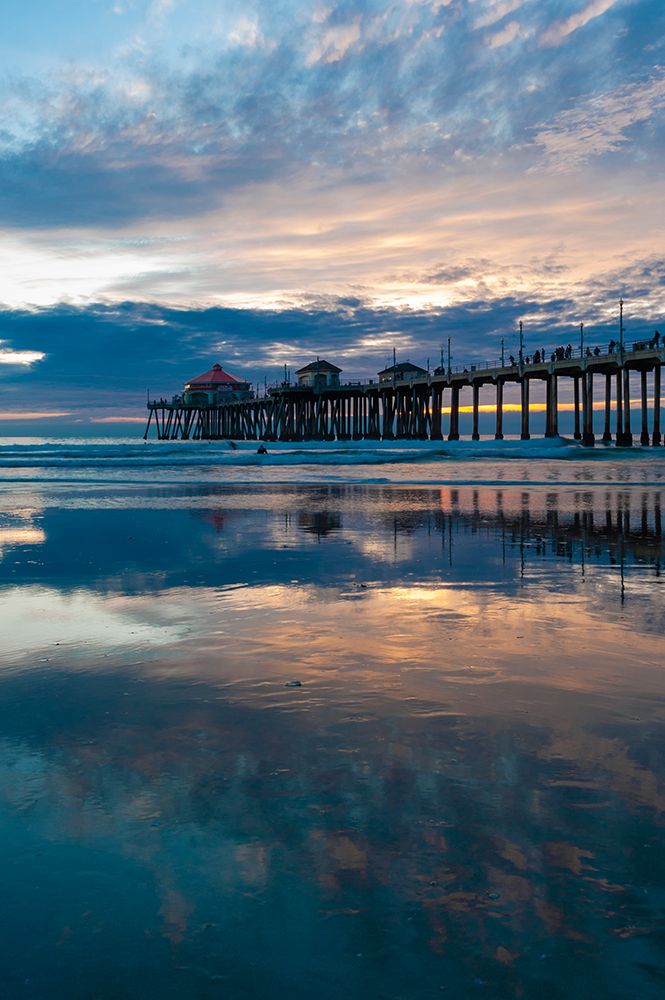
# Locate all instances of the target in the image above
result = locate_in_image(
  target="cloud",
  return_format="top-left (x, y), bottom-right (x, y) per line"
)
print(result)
top-left (488, 19), bottom-right (531, 47)
top-left (474, 0), bottom-right (527, 30)
top-left (306, 17), bottom-right (363, 65)
top-left (0, 0), bottom-right (660, 240)
top-left (0, 275), bottom-right (661, 420)
top-left (532, 70), bottom-right (665, 170)
top-left (540, 0), bottom-right (618, 48)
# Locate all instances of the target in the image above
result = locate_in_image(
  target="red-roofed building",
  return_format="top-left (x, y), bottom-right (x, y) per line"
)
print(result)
top-left (183, 364), bottom-right (253, 405)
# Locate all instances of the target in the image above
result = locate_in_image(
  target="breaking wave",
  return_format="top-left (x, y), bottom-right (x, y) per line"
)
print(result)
top-left (0, 436), bottom-right (663, 486)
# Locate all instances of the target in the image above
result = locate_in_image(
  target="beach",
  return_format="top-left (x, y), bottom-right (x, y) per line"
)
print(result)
top-left (0, 439), bottom-right (664, 998)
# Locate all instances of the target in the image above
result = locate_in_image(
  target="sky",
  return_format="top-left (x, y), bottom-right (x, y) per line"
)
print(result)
top-left (0, 0), bottom-right (664, 427)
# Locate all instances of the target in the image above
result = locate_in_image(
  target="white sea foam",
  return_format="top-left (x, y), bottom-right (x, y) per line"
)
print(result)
top-left (0, 435), bottom-right (663, 486)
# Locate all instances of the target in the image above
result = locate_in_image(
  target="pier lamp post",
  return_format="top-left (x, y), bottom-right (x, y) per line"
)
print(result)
top-left (447, 337), bottom-right (451, 376)
top-left (501, 338), bottom-right (504, 367)
top-left (619, 298), bottom-right (624, 352)
top-left (580, 322), bottom-right (584, 358)
top-left (519, 321), bottom-right (523, 365)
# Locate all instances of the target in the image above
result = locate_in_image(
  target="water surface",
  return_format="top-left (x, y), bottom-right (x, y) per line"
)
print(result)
top-left (0, 444), bottom-right (664, 998)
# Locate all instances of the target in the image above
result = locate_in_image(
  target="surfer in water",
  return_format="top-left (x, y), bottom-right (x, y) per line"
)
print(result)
top-left (257, 444), bottom-right (268, 455)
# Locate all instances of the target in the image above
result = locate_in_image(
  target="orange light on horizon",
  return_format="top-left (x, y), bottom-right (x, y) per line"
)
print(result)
top-left (0, 411), bottom-right (73, 420)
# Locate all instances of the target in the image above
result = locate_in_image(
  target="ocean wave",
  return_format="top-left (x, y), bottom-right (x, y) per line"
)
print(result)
top-left (0, 435), bottom-right (645, 468)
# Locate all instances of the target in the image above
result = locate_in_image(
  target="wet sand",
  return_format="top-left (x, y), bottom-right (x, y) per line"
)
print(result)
top-left (0, 481), bottom-right (664, 998)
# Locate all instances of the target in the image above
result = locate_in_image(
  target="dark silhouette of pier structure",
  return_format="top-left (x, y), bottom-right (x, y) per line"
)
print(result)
top-left (145, 344), bottom-right (665, 447)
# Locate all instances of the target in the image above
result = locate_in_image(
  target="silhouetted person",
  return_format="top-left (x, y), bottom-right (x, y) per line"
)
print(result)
top-left (257, 444), bottom-right (268, 454)
top-left (608, 339), bottom-right (616, 353)
top-left (656, 331), bottom-right (661, 348)
top-left (594, 346), bottom-right (600, 356)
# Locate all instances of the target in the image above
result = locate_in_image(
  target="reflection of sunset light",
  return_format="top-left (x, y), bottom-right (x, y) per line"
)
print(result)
top-left (0, 527), bottom-right (45, 546)
top-left (0, 586), bottom-right (186, 661)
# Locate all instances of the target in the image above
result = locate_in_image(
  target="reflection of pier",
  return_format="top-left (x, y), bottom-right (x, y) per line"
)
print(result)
top-left (286, 485), bottom-right (665, 587)
top-left (145, 345), bottom-right (665, 446)
top-left (433, 487), bottom-right (663, 571)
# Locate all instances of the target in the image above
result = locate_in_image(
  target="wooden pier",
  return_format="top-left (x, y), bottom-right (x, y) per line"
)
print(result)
top-left (144, 346), bottom-right (665, 446)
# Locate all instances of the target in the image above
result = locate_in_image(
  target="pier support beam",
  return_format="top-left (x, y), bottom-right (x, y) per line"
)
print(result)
top-left (495, 381), bottom-right (504, 440)
top-left (472, 383), bottom-right (480, 440)
top-left (573, 377), bottom-right (581, 440)
top-left (615, 371), bottom-right (624, 445)
top-left (653, 365), bottom-right (661, 446)
top-left (602, 374), bottom-right (612, 443)
top-left (430, 386), bottom-right (443, 440)
top-left (520, 378), bottom-right (530, 440)
top-left (545, 375), bottom-right (559, 437)
top-left (640, 370), bottom-right (650, 446)
top-left (448, 385), bottom-right (460, 441)
top-left (582, 371), bottom-right (595, 446)
top-left (622, 368), bottom-right (633, 446)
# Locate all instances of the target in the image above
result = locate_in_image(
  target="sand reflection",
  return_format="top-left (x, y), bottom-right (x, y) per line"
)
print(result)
top-left (0, 485), bottom-right (663, 997)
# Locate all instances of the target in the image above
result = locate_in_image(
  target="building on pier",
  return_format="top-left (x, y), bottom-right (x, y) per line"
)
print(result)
top-left (378, 361), bottom-right (428, 385)
top-left (182, 363), bottom-right (253, 405)
top-left (296, 359), bottom-right (342, 391)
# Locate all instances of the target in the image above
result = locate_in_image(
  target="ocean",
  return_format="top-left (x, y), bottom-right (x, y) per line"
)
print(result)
top-left (0, 436), bottom-right (664, 998)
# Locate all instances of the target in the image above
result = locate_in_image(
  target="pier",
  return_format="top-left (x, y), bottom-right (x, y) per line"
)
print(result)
top-left (144, 345), bottom-right (665, 446)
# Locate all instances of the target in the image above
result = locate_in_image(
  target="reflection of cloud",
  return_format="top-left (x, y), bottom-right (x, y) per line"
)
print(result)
top-left (0, 586), bottom-right (185, 661)
top-left (0, 525), bottom-right (46, 558)
top-left (0, 347), bottom-right (44, 366)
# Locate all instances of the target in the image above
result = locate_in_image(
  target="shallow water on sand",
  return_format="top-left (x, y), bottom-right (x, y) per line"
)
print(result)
top-left (0, 476), bottom-right (664, 998)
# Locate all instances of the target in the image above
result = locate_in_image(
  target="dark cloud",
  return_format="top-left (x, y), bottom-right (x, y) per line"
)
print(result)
top-left (2, 285), bottom-right (658, 422)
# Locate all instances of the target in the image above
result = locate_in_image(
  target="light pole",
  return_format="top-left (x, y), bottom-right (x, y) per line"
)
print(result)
top-left (580, 322), bottom-right (584, 358)
top-left (619, 298), bottom-right (624, 352)
top-left (501, 337), bottom-right (504, 367)
top-left (519, 321), bottom-right (523, 364)
top-left (447, 337), bottom-right (451, 376)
